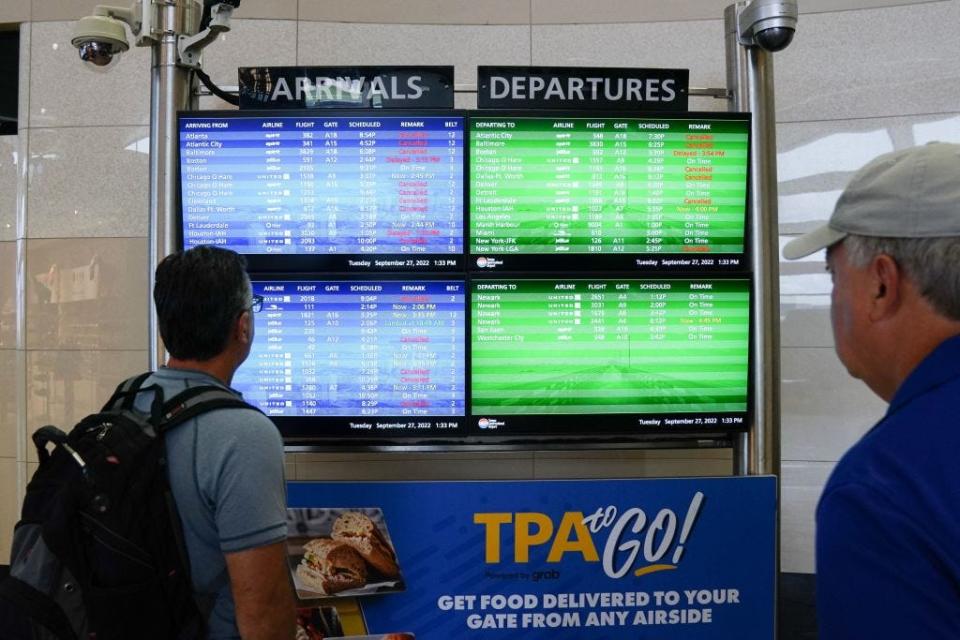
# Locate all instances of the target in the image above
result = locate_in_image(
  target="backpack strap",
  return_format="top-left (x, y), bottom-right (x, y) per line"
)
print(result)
top-left (153, 384), bottom-right (263, 623)
top-left (157, 385), bottom-right (263, 434)
top-left (0, 577), bottom-right (78, 640)
top-left (102, 372), bottom-right (154, 410)
top-left (102, 372), bottom-right (165, 424)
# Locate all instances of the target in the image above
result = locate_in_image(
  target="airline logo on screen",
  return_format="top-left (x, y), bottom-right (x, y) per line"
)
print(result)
top-left (475, 257), bottom-right (504, 269)
top-left (472, 493), bottom-right (705, 579)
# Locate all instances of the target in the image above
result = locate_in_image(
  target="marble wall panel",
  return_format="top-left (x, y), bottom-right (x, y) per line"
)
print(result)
top-left (0, 241), bottom-right (16, 349)
top-left (0, 350), bottom-right (18, 459)
top-left (781, 347), bottom-right (887, 463)
top-left (0, 459), bottom-right (20, 561)
top-left (531, 21), bottom-right (726, 90)
top-left (297, 0), bottom-right (529, 25)
top-left (296, 23), bottom-right (531, 80)
top-left (0, 135), bottom-right (18, 241)
top-left (780, 460), bottom-right (833, 573)
top-left (774, 2), bottom-right (960, 123)
top-left (25, 126), bottom-right (149, 238)
top-left (777, 113), bottom-right (960, 234)
top-left (25, 237), bottom-right (148, 350)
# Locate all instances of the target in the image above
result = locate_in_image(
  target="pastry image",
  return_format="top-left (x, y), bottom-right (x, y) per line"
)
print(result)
top-left (331, 511), bottom-right (401, 578)
top-left (295, 538), bottom-right (368, 595)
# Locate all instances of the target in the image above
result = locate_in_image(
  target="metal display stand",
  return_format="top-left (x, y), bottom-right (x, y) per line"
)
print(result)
top-left (184, 3), bottom-right (792, 478)
top-left (70, 1), bottom-right (792, 478)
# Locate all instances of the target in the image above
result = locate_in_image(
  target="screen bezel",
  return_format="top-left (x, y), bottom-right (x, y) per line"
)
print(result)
top-left (466, 109), bottom-right (753, 274)
top-left (176, 109), bottom-right (469, 274)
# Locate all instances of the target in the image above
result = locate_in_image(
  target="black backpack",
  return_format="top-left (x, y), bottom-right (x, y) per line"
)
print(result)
top-left (0, 372), bottom-right (261, 640)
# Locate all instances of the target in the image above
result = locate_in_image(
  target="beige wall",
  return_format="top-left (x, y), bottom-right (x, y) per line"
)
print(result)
top-left (2, 0), bottom-right (958, 573)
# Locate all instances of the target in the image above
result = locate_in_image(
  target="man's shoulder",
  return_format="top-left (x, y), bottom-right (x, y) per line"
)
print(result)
top-left (192, 402), bottom-right (279, 445)
top-left (144, 370), bottom-right (280, 449)
top-left (144, 369), bottom-right (269, 423)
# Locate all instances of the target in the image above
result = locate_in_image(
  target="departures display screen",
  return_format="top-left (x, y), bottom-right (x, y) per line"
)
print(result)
top-left (469, 113), bottom-right (750, 271)
top-left (178, 112), bottom-right (465, 272)
top-left (231, 279), bottom-right (467, 439)
top-left (470, 278), bottom-right (750, 436)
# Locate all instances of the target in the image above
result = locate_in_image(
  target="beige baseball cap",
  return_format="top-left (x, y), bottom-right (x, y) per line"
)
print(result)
top-left (782, 142), bottom-right (960, 259)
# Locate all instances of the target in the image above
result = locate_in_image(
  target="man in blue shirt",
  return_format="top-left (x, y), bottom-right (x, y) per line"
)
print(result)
top-left (784, 142), bottom-right (960, 637)
top-left (149, 246), bottom-right (296, 639)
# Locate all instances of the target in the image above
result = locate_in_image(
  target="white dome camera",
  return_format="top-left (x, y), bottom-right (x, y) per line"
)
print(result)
top-left (71, 10), bottom-right (134, 70)
top-left (737, 0), bottom-right (798, 52)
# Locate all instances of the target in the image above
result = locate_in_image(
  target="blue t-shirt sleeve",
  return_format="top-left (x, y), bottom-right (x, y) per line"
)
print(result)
top-left (200, 410), bottom-right (288, 553)
top-left (816, 482), bottom-right (960, 639)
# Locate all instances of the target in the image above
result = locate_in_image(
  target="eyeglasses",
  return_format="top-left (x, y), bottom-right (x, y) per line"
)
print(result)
top-left (248, 294), bottom-right (263, 313)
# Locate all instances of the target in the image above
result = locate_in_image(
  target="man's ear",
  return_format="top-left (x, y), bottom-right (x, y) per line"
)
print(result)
top-left (236, 310), bottom-right (252, 344)
top-left (868, 254), bottom-right (902, 321)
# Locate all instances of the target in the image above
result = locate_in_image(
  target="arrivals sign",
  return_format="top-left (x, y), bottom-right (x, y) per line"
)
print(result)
top-left (286, 476), bottom-right (776, 639)
top-left (478, 66), bottom-right (689, 110)
top-left (238, 66), bottom-right (455, 109)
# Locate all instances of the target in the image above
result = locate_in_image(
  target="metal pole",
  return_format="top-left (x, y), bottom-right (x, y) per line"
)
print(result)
top-left (724, 4), bottom-right (782, 479)
top-left (725, 4), bottom-right (751, 476)
top-left (746, 45), bottom-right (782, 479)
top-left (148, 1), bottom-right (200, 369)
top-left (724, 10), bottom-right (783, 638)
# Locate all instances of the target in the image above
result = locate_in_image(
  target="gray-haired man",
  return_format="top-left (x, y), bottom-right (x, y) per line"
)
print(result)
top-left (784, 142), bottom-right (960, 637)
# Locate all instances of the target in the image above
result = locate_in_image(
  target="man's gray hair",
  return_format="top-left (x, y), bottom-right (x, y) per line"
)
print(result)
top-left (844, 234), bottom-right (960, 321)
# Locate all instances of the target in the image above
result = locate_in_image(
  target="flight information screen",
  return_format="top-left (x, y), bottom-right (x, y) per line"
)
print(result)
top-left (470, 278), bottom-right (750, 436)
top-left (469, 113), bottom-right (750, 271)
top-left (232, 279), bottom-right (467, 439)
top-left (178, 112), bottom-right (465, 272)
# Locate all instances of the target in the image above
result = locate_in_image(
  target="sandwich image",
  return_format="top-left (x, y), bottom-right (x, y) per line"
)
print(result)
top-left (295, 538), bottom-right (368, 595)
top-left (287, 507), bottom-right (405, 599)
top-left (331, 511), bottom-right (401, 578)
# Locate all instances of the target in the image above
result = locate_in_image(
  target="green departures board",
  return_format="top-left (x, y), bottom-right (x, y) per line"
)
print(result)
top-left (471, 279), bottom-right (750, 416)
top-left (470, 116), bottom-right (749, 255)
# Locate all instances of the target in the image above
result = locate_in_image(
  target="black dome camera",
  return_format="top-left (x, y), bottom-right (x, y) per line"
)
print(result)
top-left (737, 0), bottom-right (798, 52)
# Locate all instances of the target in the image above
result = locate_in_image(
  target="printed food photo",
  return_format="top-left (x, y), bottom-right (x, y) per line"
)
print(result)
top-left (287, 508), bottom-right (406, 599)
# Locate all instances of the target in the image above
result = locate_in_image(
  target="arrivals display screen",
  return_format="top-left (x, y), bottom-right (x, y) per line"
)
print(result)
top-left (469, 112), bottom-right (750, 271)
top-left (232, 278), bottom-right (467, 440)
top-left (178, 111), bottom-right (465, 272)
top-left (469, 278), bottom-right (750, 436)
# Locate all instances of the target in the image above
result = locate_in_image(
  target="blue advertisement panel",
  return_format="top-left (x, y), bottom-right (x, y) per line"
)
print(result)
top-left (287, 476), bottom-right (776, 639)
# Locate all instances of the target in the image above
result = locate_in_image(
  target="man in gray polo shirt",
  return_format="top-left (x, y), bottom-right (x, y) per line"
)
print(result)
top-left (146, 246), bottom-right (295, 639)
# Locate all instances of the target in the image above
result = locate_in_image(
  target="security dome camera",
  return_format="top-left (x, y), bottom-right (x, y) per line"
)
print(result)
top-left (71, 13), bottom-right (131, 69)
top-left (737, 0), bottom-right (798, 52)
